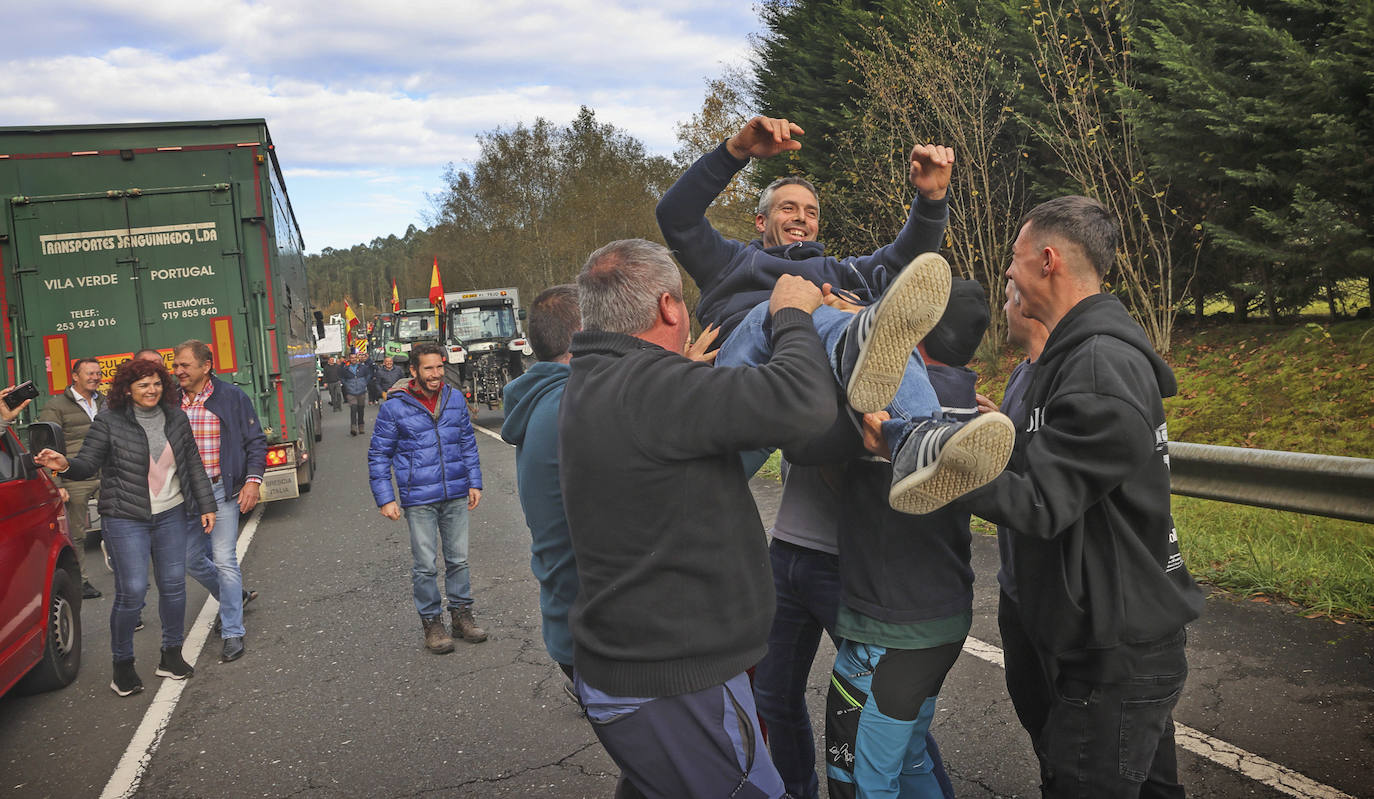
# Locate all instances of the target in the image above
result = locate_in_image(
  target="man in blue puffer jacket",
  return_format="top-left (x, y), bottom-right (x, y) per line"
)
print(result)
top-left (368, 341), bottom-right (486, 654)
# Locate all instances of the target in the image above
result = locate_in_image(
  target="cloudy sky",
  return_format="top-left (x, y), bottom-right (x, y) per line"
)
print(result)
top-left (1, 1), bottom-right (761, 252)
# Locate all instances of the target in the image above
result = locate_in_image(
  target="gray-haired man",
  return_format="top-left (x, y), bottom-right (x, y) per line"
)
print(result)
top-left (559, 238), bottom-right (836, 798)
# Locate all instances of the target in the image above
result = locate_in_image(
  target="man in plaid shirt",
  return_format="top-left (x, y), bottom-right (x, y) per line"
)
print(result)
top-left (174, 340), bottom-right (267, 664)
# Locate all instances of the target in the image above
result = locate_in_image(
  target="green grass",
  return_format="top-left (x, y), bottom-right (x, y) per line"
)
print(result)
top-left (759, 320), bottom-right (1374, 623)
top-left (757, 450), bottom-right (784, 482)
top-left (975, 319), bottom-right (1374, 456)
top-left (1170, 496), bottom-right (1374, 623)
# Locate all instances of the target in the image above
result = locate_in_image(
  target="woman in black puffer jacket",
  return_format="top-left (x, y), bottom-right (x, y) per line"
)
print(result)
top-left (36, 358), bottom-right (215, 698)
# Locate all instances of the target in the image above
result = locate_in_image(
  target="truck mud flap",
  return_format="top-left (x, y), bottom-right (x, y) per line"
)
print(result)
top-left (261, 468), bottom-right (300, 502)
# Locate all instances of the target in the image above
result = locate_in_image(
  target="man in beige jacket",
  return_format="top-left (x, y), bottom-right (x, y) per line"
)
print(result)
top-left (39, 357), bottom-right (106, 598)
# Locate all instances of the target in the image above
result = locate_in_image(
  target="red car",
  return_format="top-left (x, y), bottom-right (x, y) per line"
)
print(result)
top-left (0, 421), bottom-right (82, 696)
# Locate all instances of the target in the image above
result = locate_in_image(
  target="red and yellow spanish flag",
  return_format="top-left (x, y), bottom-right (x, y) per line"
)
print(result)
top-left (391, 279), bottom-right (401, 312)
top-left (428, 257), bottom-right (445, 313)
top-left (344, 299), bottom-right (361, 351)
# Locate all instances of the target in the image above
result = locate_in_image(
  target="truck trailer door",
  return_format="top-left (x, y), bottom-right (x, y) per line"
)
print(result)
top-left (8, 184), bottom-right (246, 394)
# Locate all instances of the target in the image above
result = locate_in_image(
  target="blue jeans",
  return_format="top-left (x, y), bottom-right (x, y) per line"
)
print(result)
top-left (103, 507), bottom-right (190, 661)
top-left (577, 671), bottom-right (787, 799)
top-left (718, 301), bottom-right (942, 468)
top-left (186, 480), bottom-right (245, 638)
top-left (403, 498), bottom-right (472, 618)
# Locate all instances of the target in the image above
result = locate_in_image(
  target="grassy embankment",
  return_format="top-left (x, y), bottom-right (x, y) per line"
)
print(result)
top-left (760, 319), bottom-right (1374, 623)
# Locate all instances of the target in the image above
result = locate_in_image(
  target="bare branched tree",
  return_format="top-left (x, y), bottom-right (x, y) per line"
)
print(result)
top-left (837, 10), bottom-right (1026, 355)
top-left (1018, 0), bottom-right (1187, 352)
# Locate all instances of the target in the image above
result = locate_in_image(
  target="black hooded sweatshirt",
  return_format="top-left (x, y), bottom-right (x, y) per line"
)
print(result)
top-left (959, 294), bottom-right (1204, 680)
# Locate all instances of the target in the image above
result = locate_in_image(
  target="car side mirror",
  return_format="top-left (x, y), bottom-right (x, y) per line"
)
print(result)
top-left (27, 421), bottom-right (66, 456)
top-left (314, 309), bottom-right (326, 338)
top-left (518, 309), bottom-right (527, 321)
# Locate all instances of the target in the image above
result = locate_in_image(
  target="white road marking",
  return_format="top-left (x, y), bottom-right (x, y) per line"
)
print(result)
top-left (473, 422), bottom-right (507, 444)
top-left (959, 636), bottom-right (1354, 799)
top-left (98, 504), bottom-right (266, 799)
top-left (92, 466), bottom-right (1353, 799)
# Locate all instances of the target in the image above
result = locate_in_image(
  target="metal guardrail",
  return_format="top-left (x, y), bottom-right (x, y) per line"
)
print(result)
top-left (1170, 442), bottom-right (1374, 524)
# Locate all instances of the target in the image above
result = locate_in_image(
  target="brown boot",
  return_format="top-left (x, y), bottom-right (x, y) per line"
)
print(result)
top-left (451, 607), bottom-right (488, 643)
top-left (421, 616), bottom-right (454, 654)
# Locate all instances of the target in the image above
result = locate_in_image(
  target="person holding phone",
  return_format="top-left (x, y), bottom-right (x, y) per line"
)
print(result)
top-left (35, 358), bottom-right (216, 697)
top-left (0, 383), bottom-right (37, 427)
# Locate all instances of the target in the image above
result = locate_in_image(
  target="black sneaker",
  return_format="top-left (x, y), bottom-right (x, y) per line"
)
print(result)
top-left (134, 616), bottom-right (145, 631)
top-left (154, 646), bottom-right (194, 680)
top-left (838, 252), bottom-right (952, 414)
top-left (888, 413), bottom-right (1015, 515)
top-left (82, 580), bottom-right (103, 599)
top-left (110, 659), bottom-right (143, 697)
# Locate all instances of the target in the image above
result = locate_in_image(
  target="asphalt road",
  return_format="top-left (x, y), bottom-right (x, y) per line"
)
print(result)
top-left (2, 401), bottom-right (1370, 798)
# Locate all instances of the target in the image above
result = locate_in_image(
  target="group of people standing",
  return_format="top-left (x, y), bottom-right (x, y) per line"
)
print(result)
top-left (321, 353), bottom-right (407, 436)
top-left (484, 115), bottom-right (1204, 799)
top-left (16, 342), bottom-right (265, 696)
top-left (4, 111), bottom-right (1204, 796)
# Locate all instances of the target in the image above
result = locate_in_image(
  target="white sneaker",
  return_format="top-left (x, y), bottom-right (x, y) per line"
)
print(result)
top-left (840, 253), bottom-right (952, 413)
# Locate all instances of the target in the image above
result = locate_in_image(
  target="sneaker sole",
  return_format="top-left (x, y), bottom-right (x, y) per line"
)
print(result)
top-left (110, 681), bottom-right (143, 697)
top-left (154, 667), bottom-right (194, 680)
top-left (889, 413), bottom-right (1015, 515)
top-left (847, 252), bottom-right (953, 413)
top-left (425, 643), bottom-right (455, 654)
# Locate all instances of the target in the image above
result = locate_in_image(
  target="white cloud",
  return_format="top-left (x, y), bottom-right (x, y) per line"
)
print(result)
top-left (1, 1), bottom-right (762, 251)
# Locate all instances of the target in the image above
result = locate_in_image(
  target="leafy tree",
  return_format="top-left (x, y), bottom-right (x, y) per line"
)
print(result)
top-left (426, 107), bottom-right (675, 302)
top-left (1133, 0), bottom-right (1373, 322)
top-left (1002, 0), bottom-right (1190, 351)
top-left (673, 74), bottom-right (757, 245)
top-left (309, 107), bottom-right (674, 327)
top-left (751, 0), bottom-right (900, 254)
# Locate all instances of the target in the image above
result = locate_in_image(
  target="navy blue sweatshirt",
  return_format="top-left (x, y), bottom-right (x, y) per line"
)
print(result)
top-left (656, 142), bottom-right (950, 339)
top-left (837, 364), bottom-right (981, 628)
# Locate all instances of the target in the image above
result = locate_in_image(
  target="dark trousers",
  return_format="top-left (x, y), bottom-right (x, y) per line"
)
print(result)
top-left (578, 671), bottom-right (786, 799)
top-left (346, 393), bottom-right (366, 429)
top-left (998, 592), bottom-right (1188, 798)
top-left (754, 539), bottom-right (841, 799)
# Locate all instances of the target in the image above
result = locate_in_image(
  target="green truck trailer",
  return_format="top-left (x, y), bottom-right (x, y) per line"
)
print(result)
top-left (0, 119), bottom-right (320, 501)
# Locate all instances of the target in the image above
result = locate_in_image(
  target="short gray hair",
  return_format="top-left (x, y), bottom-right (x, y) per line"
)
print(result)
top-left (756, 176), bottom-right (819, 216)
top-left (175, 339), bottom-right (213, 367)
top-left (578, 239), bottom-right (683, 335)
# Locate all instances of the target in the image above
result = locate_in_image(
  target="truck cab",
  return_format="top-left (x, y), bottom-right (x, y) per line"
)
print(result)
top-left (442, 288), bottom-right (531, 409)
top-left (368, 313), bottom-right (394, 363)
top-left (386, 301), bottom-right (443, 364)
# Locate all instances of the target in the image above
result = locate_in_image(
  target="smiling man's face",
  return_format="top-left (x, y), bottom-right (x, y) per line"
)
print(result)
top-left (756, 184), bottom-right (819, 248)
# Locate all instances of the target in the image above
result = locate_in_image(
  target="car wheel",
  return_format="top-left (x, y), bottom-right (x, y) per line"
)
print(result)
top-left (14, 566), bottom-right (82, 695)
